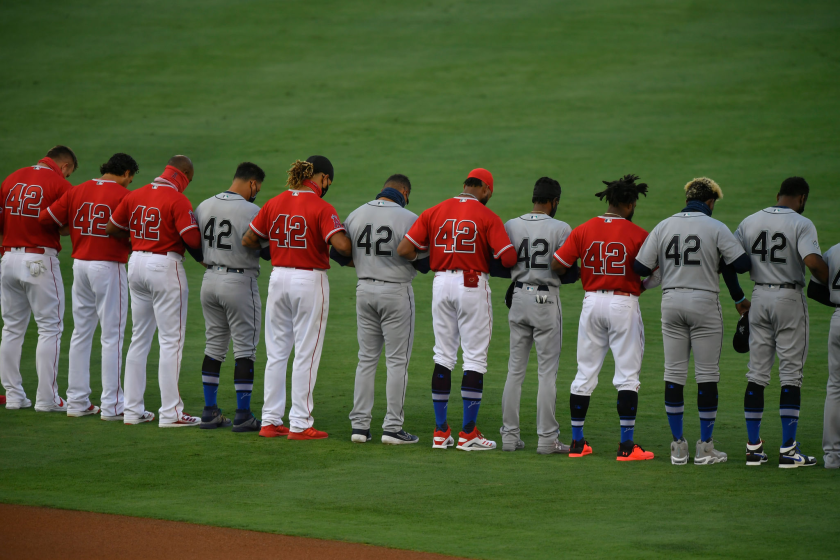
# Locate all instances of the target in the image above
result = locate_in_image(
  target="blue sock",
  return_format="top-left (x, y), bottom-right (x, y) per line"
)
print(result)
top-left (234, 359), bottom-right (254, 411)
top-left (203, 382), bottom-right (218, 407)
top-left (433, 401), bottom-right (448, 428)
top-left (617, 390), bottom-right (638, 443)
top-left (431, 364), bottom-right (452, 430)
top-left (202, 356), bottom-right (221, 407)
top-left (570, 393), bottom-right (590, 442)
top-left (780, 386), bottom-right (801, 446)
top-left (698, 382), bottom-right (718, 442)
top-left (744, 382), bottom-right (765, 445)
top-left (461, 370), bottom-right (483, 432)
top-left (665, 382), bottom-right (684, 440)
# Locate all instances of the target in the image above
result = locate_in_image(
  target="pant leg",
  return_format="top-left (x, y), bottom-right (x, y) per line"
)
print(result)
top-left (431, 273), bottom-right (460, 370)
top-left (67, 260), bottom-right (98, 412)
top-left (689, 293), bottom-right (724, 384)
top-left (0, 255), bottom-right (33, 404)
top-left (29, 256), bottom-right (66, 408)
top-left (823, 311), bottom-right (840, 468)
top-left (532, 288), bottom-right (562, 445)
top-left (570, 294), bottom-right (611, 396)
top-left (289, 270), bottom-right (329, 431)
top-left (458, 274), bottom-right (493, 374)
top-left (746, 288), bottom-right (776, 387)
top-left (350, 282), bottom-right (385, 431)
top-left (661, 291), bottom-right (691, 386)
top-left (608, 295), bottom-right (644, 393)
top-left (123, 255), bottom-right (157, 420)
top-left (200, 273), bottom-right (232, 363)
top-left (501, 290), bottom-right (534, 445)
top-left (380, 283), bottom-right (415, 432)
top-left (773, 290), bottom-right (808, 388)
top-left (226, 274), bottom-right (261, 361)
top-left (262, 268), bottom-right (295, 427)
top-left (150, 257), bottom-right (188, 423)
top-left (94, 262), bottom-right (128, 416)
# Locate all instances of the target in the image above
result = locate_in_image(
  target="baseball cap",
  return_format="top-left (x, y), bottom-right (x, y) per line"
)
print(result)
top-left (468, 168), bottom-right (494, 192)
top-left (733, 313), bottom-right (750, 354)
top-left (307, 155), bottom-right (334, 181)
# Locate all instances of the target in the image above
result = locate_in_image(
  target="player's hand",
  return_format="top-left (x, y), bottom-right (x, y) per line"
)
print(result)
top-left (735, 299), bottom-right (751, 316)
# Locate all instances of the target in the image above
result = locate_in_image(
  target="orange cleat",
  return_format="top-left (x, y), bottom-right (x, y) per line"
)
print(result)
top-left (259, 424), bottom-right (290, 438)
top-left (288, 427), bottom-right (328, 440)
top-left (569, 439), bottom-right (593, 457)
top-left (616, 441), bottom-right (654, 461)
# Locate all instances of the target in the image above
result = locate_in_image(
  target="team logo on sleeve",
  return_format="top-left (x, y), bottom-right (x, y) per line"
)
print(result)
top-left (189, 210), bottom-right (197, 225)
top-left (331, 214), bottom-right (342, 230)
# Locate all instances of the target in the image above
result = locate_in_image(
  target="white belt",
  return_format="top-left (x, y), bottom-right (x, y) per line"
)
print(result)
top-left (134, 251), bottom-right (184, 261)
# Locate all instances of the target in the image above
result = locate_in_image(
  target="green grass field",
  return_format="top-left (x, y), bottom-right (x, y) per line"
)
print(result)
top-left (2, 1), bottom-right (839, 558)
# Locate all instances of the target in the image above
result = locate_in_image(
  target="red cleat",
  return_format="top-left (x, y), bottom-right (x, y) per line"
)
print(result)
top-left (259, 424), bottom-right (290, 438)
top-left (617, 441), bottom-right (654, 461)
top-left (0, 395), bottom-right (6, 406)
top-left (288, 427), bottom-right (328, 440)
top-left (432, 426), bottom-right (454, 449)
top-left (569, 439), bottom-right (593, 457)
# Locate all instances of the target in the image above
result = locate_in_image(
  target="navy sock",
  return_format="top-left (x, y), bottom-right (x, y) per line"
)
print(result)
top-left (570, 393), bottom-right (590, 441)
top-left (744, 382), bottom-right (765, 445)
top-left (665, 382), bottom-right (684, 440)
top-left (461, 370), bottom-right (483, 432)
top-left (234, 358), bottom-right (255, 412)
top-left (780, 385), bottom-right (801, 446)
top-left (698, 382), bottom-right (718, 442)
top-left (202, 355), bottom-right (222, 407)
top-left (617, 390), bottom-right (638, 443)
top-left (431, 364), bottom-right (451, 430)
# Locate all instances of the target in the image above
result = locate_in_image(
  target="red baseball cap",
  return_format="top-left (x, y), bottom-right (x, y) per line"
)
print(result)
top-left (467, 168), bottom-right (494, 192)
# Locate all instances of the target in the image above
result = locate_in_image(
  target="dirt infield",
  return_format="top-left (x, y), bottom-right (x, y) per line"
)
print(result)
top-left (0, 504), bottom-right (463, 560)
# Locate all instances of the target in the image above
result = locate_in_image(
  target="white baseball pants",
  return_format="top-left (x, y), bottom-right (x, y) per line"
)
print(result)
top-left (67, 260), bottom-right (128, 417)
top-left (123, 252), bottom-right (189, 424)
top-left (262, 267), bottom-right (329, 431)
top-left (0, 249), bottom-right (65, 409)
top-left (570, 291), bottom-right (645, 396)
top-left (431, 270), bottom-right (493, 373)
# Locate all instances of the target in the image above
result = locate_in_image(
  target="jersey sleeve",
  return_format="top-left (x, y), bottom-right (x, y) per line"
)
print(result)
top-left (634, 224), bottom-right (660, 269)
top-left (797, 219), bottom-right (822, 260)
top-left (487, 213), bottom-right (514, 259)
top-left (553, 226), bottom-right (581, 267)
top-left (733, 221), bottom-right (748, 252)
top-left (320, 203), bottom-right (345, 242)
top-left (44, 190), bottom-right (71, 227)
top-left (173, 196), bottom-right (198, 236)
top-left (716, 222), bottom-right (746, 265)
top-left (556, 223), bottom-right (572, 250)
top-left (249, 203), bottom-right (270, 239)
top-left (110, 196), bottom-right (130, 230)
top-left (405, 209), bottom-right (430, 250)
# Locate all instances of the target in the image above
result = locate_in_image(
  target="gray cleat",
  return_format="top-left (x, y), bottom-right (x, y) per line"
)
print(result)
top-left (670, 438), bottom-right (689, 465)
top-left (503, 439), bottom-right (525, 452)
top-left (201, 406), bottom-right (232, 430)
top-left (694, 439), bottom-right (727, 465)
top-left (232, 410), bottom-right (260, 433)
top-left (537, 440), bottom-right (571, 455)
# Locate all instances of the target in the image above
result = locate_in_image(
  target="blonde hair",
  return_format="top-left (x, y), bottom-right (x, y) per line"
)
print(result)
top-left (684, 177), bottom-right (723, 201)
top-left (286, 159), bottom-right (315, 189)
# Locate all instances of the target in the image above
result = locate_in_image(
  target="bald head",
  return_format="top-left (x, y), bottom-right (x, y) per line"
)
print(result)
top-left (168, 155), bottom-right (194, 182)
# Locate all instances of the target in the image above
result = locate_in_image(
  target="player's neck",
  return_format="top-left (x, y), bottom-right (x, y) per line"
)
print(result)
top-left (604, 205), bottom-right (625, 218)
top-left (100, 173), bottom-right (130, 187)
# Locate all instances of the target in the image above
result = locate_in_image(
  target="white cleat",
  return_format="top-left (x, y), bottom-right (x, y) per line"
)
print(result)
top-left (124, 411), bottom-right (155, 425)
top-left (694, 439), bottom-right (727, 465)
top-left (457, 428), bottom-right (496, 451)
top-left (6, 398), bottom-right (32, 410)
top-left (432, 427), bottom-right (455, 449)
top-left (34, 398), bottom-right (68, 413)
top-left (159, 414), bottom-right (201, 428)
top-left (101, 413), bottom-right (125, 422)
top-left (68, 404), bottom-right (101, 417)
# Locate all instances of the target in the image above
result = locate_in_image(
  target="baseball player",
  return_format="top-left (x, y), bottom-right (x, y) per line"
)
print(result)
top-left (335, 174), bottom-right (429, 445)
top-left (634, 178), bottom-right (751, 465)
top-left (243, 156), bottom-right (351, 440)
top-left (0, 146), bottom-right (77, 412)
top-left (806, 243), bottom-right (840, 468)
top-left (105, 155), bottom-right (205, 427)
top-left (730, 177), bottom-right (829, 467)
top-left (498, 177), bottom-right (574, 455)
top-left (195, 162), bottom-right (268, 432)
top-left (40, 153), bottom-right (138, 420)
top-left (397, 168), bottom-right (516, 451)
top-left (551, 174), bottom-right (655, 461)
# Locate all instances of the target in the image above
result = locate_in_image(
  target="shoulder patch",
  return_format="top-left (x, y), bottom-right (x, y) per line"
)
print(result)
top-left (331, 214), bottom-right (343, 230)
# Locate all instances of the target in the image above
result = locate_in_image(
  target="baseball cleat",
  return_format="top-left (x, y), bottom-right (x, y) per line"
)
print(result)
top-left (6, 398), bottom-right (32, 410)
top-left (159, 414), bottom-right (201, 428)
top-left (503, 439), bottom-right (526, 452)
top-left (779, 441), bottom-right (817, 469)
top-left (569, 439), bottom-right (593, 457)
top-left (745, 440), bottom-right (768, 466)
top-left (616, 440), bottom-right (654, 461)
top-left (288, 427), bottom-right (329, 440)
top-left (382, 429), bottom-right (419, 445)
top-left (537, 440), bottom-right (571, 455)
top-left (101, 413), bottom-right (125, 422)
top-left (232, 410), bottom-right (260, 433)
top-left (457, 427), bottom-right (496, 451)
top-left (0, 396), bottom-right (5, 406)
top-left (259, 423), bottom-right (290, 438)
top-left (694, 439), bottom-right (727, 465)
top-left (432, 426), bottom-right (454, 449)
top-left (124, 411), bottom-right (155, 425)
top-left (67, 404), bottom-right (101, 417)
top-left (670, 438), bottom-right (689, 465)
top-left (34, 398), bottom-right (67, 413)
top-left (200, 406), bottom-right (232, 430)
top-left (351, 428), bottom-right (372, 443)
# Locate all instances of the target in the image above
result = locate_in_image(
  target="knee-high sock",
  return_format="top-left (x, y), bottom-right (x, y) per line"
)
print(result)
top-left (698, 382), bottom-right (718, 442)
top-left (665, 382), bottom-right (684, 440)
top-left (431, 363), bottom-right (451, 431)
top-left (780, 385), bottom-right (801, 446)
top-left (461, 370), bottom-right (483, 433)
top-left (617, 390), bottom-right (638, 443)
top-left (202, 355), bottom-right (222, 407)
top-left (744, 382), bottom-right (765, 445)
top-left (234, 358), bottom-right (255, 412)
top-left (570, 393), bottom-right (590, 441)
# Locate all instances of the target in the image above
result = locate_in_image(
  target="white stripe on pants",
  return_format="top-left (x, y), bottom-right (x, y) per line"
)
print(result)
top-left (123, 252), bottom-right (188, 424)
top-left (262, 267), bottom-right (329, 431)
top-left (0, 252), bottom-right (65, 408)
top-left (67, 260), bottom-right (128, 416)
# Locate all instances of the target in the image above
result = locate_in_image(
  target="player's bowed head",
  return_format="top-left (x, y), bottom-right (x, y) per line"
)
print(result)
top-left (776, 176), bottom-right (829, 284)
top-left (550, 174), bottom-right (649, 273)
top-left (46, 145), bottom-right (79, 179)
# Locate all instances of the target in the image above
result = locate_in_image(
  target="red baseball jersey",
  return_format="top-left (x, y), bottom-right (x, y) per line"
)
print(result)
top-left (1, 160), bottom-right (72, 251)
top-left (249, 189), bottom-right (345, 269)
top-left (110, 182), bottom-right (198, 255)
top-left (553, 215), bottom-right (648, 295)
top-left (404, 194), bottom-right (514, 273)
top-left (44, 179), bottom-right (131, 263)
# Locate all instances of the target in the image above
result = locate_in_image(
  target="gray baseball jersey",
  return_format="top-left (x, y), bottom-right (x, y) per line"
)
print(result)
top-left (734, 207), bottom-right (821, 287)
top-left (194, 192), bottom-right (263, 272)
top-left (504, 213), bottom-right (572, 288)
top-left (636, 212), bottom-right (745, 292)
top-left (820, 244), bottom-right (840, 467)
top-left (822, 244), bottom-right (840, 305)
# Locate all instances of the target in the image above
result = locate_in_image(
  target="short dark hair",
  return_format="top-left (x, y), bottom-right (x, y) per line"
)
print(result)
top-left (595, 174), bottom-right (649, 206)
top-left (532, 176), bottom-right (561, 204)
top-left (46, 145), bottom-right (78, 170)
top-left (99, 153), bottom-right (139, 177)
top-left (234, 162), bottom-right (266, 183)
top-left (779, 176), bottom-right (809, 197)
top-left (384, 173), bottom-right (411, 192)
top-left (464, 177), bottom-right (484, 188)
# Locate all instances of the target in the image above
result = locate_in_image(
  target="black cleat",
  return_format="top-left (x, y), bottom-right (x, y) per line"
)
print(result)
top-left (351, 428), bottom-right (372, 443)
top-left (382, 430), bottom-right (420, 445)
top-left (231, 409), bottom-right (260, 433)
top-left (745, 440), bottom-right (768, 466)
top-left (201, 405), bottom-right (232, 429)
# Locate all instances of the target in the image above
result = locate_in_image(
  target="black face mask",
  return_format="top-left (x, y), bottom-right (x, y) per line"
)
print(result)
top-left (247, 182), bottom-right (259, 203)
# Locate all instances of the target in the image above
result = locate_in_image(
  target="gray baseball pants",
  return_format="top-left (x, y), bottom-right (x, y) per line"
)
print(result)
top-left (661, 289), bottom-right (723, 384)
top-left (349, 279), bottom-right (415, 432)
top-left (823, 309), bottom-right (840, 468)
top-left (746, 285), bottom-right (809, 388)
top-left (200, 268), bottom-right (261, 362)
top-left (501, 284), bottom-right (562, 449)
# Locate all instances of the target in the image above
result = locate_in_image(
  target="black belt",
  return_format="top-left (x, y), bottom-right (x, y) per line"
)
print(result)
top-left (515, 281), bottom-right (549, 291)
top-left (207, 265), bottom-right (245, 274)
top-left (359, 278), bottom-right (398, 283)
top-left (756, 282), bottom-right (797, 290)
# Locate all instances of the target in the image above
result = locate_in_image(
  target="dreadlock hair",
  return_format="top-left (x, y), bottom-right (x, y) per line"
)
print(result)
top-left (684, 177), bottom-right (723, 202)
top-left (595, 174), bottom-right (649, 206)
top-left (286, 159), bottom-right (315, 189)
top-left (100, 153), bottom-right (139, 177)
top-left (779, 176), bottom-right (809, 197)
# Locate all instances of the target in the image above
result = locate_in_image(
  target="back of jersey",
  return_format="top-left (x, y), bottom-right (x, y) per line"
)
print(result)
top-left (823, 243), bottom-right (840, 305)
top-left (196, 192), bottom-right (261, 271)
top-left (345, 200), bottom-right (421, 283)
top-left (505, 213), bottom-right (572, 287)
top-left (636, 212), bottom-right (744, 292)
top-left (735, 207), bottom-right (821, 287)
top-left (1, 164), bottom-right (70, 251)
